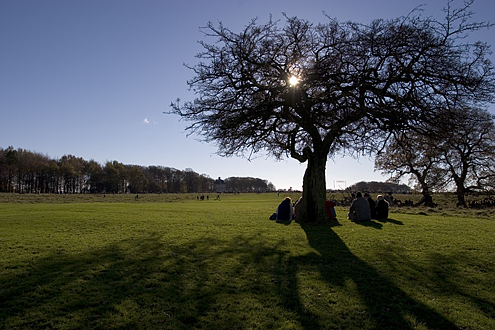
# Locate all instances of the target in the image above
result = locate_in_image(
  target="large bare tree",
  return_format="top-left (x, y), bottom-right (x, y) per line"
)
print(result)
top-left (439, 107), bottom-right (495, 207)
top-left (375, 131), bottom-right (448, 207)
top-left (170, 1), bottom-right (495, 222)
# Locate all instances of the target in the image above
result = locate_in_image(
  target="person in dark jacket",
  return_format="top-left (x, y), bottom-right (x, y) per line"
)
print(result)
top-left (364, 193), bottom-right (377, 219)
top-left (375, 195), bottom-right (389, 220)
top-left (276, 197), bottom-right (294, 221)
top-left (348, 192), bottom-right (371, 221)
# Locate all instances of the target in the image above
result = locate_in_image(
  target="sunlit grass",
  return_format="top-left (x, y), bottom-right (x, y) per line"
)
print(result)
top-left (1, 193), bottom-right (494, 329)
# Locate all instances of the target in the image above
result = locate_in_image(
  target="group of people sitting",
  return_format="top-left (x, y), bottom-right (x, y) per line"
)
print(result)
top-left (270, 192), bottom-right (389, 222)
top-left (270, 196), bottom-right (337, 221)
top-left (347, 192), bottom-right (389, 221)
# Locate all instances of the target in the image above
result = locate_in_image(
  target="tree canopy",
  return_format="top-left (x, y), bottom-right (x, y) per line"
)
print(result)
top-left (170, 1), bottom-right (495, 222)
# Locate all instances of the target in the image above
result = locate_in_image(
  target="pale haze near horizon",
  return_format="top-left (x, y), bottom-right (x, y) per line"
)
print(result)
top-left (1, 0), bottom-right (494, 191)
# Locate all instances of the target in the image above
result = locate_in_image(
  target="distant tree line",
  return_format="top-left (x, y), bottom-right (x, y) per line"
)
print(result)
top-left (0, 147), bottom-right (275, 194)
top-left (347, 181), bottom-right (411, 194)
top-left (225, 177), bottom-right (275, 192)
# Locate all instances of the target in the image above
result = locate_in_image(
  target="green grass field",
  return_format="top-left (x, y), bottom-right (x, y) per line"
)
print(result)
top-left (1, 193), bottom-right (494, 329)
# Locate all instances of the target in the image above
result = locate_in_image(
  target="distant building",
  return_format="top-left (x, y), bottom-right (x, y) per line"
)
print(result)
top-left (213, 177), bottom-right (227, 192)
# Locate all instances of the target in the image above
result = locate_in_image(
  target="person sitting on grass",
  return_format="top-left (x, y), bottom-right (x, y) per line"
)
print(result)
top-left (276, 197), bottom-right (294, 221)
top-left (375, 195), bottom-right (389, 220)
top-left (325, 200), bottom-right (337, 221)
top-left (347, 192), bottom-right (371, 222)
top-left (293, 196), bottom-right (302, 221)
top-left (364, 192), bottom-right (377, 219)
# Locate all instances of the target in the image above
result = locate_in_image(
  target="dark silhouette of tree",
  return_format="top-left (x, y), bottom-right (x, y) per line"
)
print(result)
top-left (169, 1), bottom-right (495, 222)
top-left (375, 107), bottom-right (495, 207)
top-left (59, 155), bottom-right (86, 194)
top-left (374, 132), bottom-right (448, 207)
top-left (438, 108), bottom-right (495, 207)
top-left (42, 159), bottom-right (60, 193)
top-left (198, 173), bottom-right (214, 192)
top-left (184, 167), bottom-right (200, 193)
top-left (103, 161), bottom-right (123, 193)
top-left (1, 146), bottom-right (18, 192)
top-left (141, 166), bottom-right (215, 193)
top-left (85, 159), bottom-right (105, 193)
top-left (143, 165), bottom-right (167, 193)
top-left (126, 165), bottom-right (149, 194)
top-left (225, 177), bottom-right (272, 192)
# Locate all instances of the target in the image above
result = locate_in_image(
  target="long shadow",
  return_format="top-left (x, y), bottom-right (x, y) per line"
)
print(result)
top-left (353, 218), bottom-right (404, 229)
top-left (299, 223), bottom-right (459, 329)
top-left (0, 233), bottom-right (322, 329)
top-left (377, 217), bottom-right (404, 225)
top-left (353, 220), bottom-right (383, 229)
top-left (374, 244), bottom-right (495, 322)
top-left (1, 225), bottom-right (487, 329)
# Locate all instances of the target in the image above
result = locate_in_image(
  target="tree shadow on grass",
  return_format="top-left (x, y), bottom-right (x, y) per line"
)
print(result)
top-left (1, 225), bottom-right (487, 329)
top-left (299, 223), bottom-right (460, 330)
top-left (374, 244), bottom-right (495, 324)
top-left (0, 232), bottom-right (322, 329)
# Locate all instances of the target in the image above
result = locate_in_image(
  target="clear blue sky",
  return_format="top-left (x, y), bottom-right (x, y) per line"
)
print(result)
top-left (1, 0), bottom-right (494, 191)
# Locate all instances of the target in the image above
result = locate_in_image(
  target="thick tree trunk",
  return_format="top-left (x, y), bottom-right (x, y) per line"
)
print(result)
top-left (450, 169), bottom-right (468, 207)
top-left (415, 192), bottom-right (435, 207)
top-left (423, 193), bottom-right (435, 207)
top-left (416, 183), bottom-right (436, 207)
top-left (456, 186), bottom-right (466, 207)
top-left (299, 151), bottom-right (329, 223)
